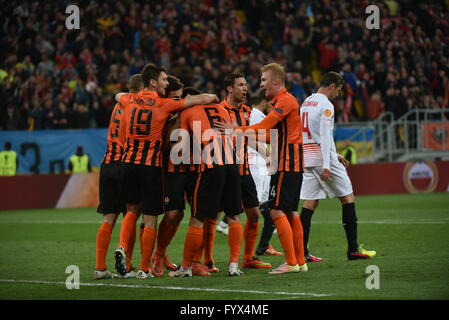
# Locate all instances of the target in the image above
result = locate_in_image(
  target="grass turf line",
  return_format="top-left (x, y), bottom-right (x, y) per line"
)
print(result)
top-left (0, 193), bottom-right (448, 300)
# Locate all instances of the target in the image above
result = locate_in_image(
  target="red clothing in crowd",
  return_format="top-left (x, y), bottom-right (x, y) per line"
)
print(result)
top-left (317, 40), bottom-right (338, 70)
top-left (364, 87), bottom-right (385, 120)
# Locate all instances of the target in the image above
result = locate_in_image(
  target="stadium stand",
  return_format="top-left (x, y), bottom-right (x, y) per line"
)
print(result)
top-left (0, 0), bottom-right (448, 132)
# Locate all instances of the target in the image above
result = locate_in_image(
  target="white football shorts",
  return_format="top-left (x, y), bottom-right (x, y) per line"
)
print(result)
top-left (300, 161), bottom-right (353, 200)
top-left (251, 172), bottom-right (270, 204)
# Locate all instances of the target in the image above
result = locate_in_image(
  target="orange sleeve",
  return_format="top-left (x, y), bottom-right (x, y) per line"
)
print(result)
top-left (234, 113), bottom-right (279, 143)
top-left (118, 93), bottom-right (132, 107)
top-left (160, 97), bottom-right (186, 113)
top-left (235, 113), bottom-right (279, 132)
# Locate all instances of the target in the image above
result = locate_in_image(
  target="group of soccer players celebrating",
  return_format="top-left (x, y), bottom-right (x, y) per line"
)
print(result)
top-left (94, 62), bottom-right (376, 280)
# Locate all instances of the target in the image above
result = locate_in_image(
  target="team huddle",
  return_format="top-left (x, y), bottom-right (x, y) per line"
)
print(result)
top-left (94, 62), bottom-right (376, 279)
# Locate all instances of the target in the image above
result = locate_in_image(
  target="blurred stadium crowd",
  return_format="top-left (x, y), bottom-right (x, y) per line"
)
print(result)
top-left (0, 0), bottom-right (448, 130)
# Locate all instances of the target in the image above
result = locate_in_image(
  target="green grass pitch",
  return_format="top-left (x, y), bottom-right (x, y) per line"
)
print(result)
top-left (0, 193), bottom-right (448, 300)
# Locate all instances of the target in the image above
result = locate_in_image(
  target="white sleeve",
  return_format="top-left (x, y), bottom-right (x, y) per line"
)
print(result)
top-left (319, 103), bottom-right (334, 170)
top-left (250, 109), bottom-right (265, 125)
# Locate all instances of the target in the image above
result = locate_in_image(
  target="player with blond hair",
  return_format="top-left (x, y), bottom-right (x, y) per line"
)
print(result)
top-left (216, 63), bottom-right (307, 274)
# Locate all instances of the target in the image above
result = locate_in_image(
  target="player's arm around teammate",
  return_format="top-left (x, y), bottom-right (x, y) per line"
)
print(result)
top-left (115, 89), bottom-right (218, 111)
top-left (115, 64), bottom-right (217, 279)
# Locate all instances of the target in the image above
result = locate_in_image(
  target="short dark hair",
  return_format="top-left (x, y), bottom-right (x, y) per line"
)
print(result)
top-left (182, 87), bottom-right (201, 98)
top-left (223, 72), bottom-right (244, 93)
top-left (127, 74), bottom-right (143, 93)
top-left (4, 142), bottom-right (11, 150)
top-left (320, 72), bottom-right (345, 88)
top-left (166, 75), bottom-right (184, 94)
top-left (141, 63), bottom-right (166, 88)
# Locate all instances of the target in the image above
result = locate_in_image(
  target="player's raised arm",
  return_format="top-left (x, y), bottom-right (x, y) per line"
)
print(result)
top-left (115, 92), bottom-right (128, 103)
top-left (180, 93), bottom-right (219, 110)
top-left (215, 112), bottom-right (279, 134)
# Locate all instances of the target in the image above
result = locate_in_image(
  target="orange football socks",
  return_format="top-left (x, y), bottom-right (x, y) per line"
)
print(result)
top-left (119, 212), bottom-right (138, 250)
top-left (273, 215), bottom-right (297, 266)
top-left (289, 215), bottom-right (306, 266)
top-left (118, 211), bottom-right (139, 271)
top-left (228, 222), bottom-right (243, 263)
top-left (203, 218), bottom-right (218, 264)
top-left (243, 220), bottom-right (259, 261)
top-left (181, 226), bottom-right (203, 268)
top-left (139, 226), bottom-right (157, 273)
top-left (139, 223), bottom-right (144, 255)
top-left (155, 218), bottom-right (179, 256)
top-left (95, 221), bottom-right (114, 270)
top-left (126, 224), bottom-right (137, 271)
top-left (192, 240), bottom-right (204, 263)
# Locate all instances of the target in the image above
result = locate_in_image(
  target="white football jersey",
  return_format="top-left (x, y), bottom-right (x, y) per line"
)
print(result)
top-left (248, 107), bottom-right (270, 203)
top-left (248, 107), bottom-right (268, 174)
top-left (300, 93), bottom-right (338, 168)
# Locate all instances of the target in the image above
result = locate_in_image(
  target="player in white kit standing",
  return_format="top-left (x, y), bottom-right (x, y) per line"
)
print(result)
top-left (299, 72), bottom-right (376, 260)
top-left (248, 95), bottom-right (283, 256)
